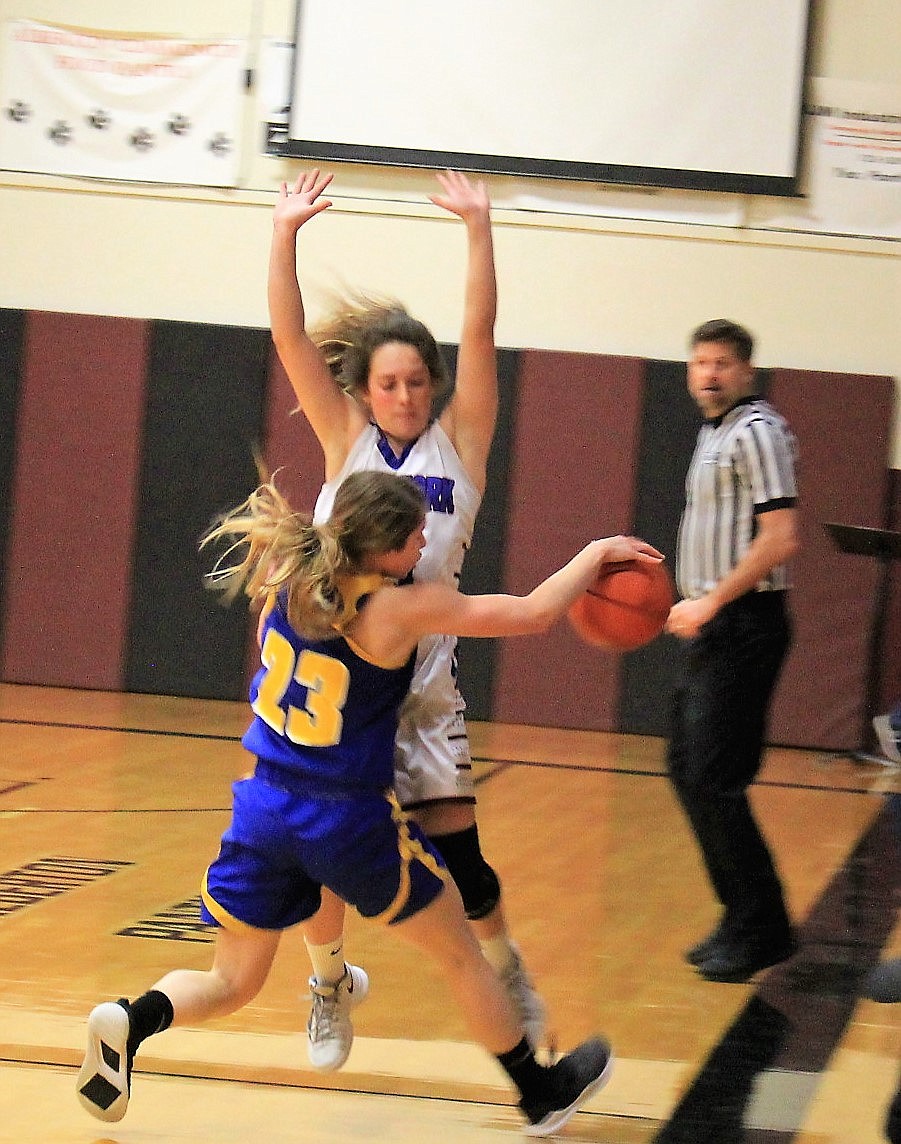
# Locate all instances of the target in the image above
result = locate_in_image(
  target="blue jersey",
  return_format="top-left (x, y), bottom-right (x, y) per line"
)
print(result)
top-left (242, 576), bottom-right (415, 793)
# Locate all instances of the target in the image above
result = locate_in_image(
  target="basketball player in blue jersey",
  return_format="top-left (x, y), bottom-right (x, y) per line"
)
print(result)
top-left (76, 469), bottom-right (662, 1135)
top-left (268, 168), bottom-right (546, 1068)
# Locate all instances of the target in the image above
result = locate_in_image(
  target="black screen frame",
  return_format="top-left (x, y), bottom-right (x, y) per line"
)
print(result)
top-left (267, 1), bottom-right (813, 198)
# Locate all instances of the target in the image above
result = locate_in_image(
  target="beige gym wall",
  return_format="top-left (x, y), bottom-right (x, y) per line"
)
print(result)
top-left (0, 0), bottom-right (898, 462)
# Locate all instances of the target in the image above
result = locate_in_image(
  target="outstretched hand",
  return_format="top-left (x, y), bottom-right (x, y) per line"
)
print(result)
top-left (273, 169), bottom-right (334, 231)
top-left (429, 169), bottom-right (489, 222)
top-left (600, 536), bottom-right (665, 566)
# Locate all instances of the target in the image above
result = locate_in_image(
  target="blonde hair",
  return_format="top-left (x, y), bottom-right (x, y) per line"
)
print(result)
top-left (312, 291), bottom-right (452, 410)
top-left (202, 470), bottom-right (426, 639)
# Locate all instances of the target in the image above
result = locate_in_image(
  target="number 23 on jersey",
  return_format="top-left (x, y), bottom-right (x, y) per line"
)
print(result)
top-left (252, 628), bottom-right (350, 747)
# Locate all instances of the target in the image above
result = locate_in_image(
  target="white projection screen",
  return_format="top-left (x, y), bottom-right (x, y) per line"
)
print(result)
top-left (268, 0), bottom-right (813, 196)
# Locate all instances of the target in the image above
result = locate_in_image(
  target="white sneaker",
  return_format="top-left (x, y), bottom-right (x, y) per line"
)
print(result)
top-left (306, 963), bottom-right (369, 1071)
top-left (500, 944), bottom-right (547, 1050)
top-left (76, 1000), bottom-right (132, 1122)
top-left (873, 714), bottom-right (901, 764)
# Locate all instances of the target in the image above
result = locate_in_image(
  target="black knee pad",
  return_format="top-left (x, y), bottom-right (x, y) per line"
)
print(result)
top-left (430, 824), bottom-right (501, 921)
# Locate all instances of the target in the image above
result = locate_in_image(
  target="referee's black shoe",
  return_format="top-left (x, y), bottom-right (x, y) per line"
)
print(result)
top-left (696, 929), bottom-right (797, 983)
top-left (684, 919), bottom-right (731, 966)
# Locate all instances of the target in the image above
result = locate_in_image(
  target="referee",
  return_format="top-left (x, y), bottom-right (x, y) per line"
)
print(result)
top-left (665, 318), bottom-right (800, 984)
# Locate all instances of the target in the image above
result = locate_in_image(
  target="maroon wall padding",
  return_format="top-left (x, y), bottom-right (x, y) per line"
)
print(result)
top-left (260, 350), bottom-right (327, 507)
top-left (878, 469), bottom-right (901, 715)
top-left (768, 369), bottom-right (896, 748)
top-left (493, 351), bottom-right (645, 729)
top-left (0, 312), bottom-right (148, 688)
top-left (1, 307), bottom-right (895, 748)
top-left (242, 349), bottom-right (329, 689)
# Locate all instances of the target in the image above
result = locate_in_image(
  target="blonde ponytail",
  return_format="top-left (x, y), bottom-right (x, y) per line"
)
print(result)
top-left (201, 469), bottom-right (426, 640)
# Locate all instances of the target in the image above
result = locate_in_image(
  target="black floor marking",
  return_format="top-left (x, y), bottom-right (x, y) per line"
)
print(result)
top-left (653, 794), bottom-right (900, 1141)
top-left (118, 896), bottom-right (215, 943)
top-left (0, 779), bottom-right (44, 796)
top-left (470, 755), bottom-right (893, 796)
top-left (0, 716), bottom-right (240, 742)
top-left (0, 856), bottom-right (134, 917)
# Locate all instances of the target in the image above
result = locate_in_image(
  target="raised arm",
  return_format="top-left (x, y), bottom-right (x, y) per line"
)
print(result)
top-left (268, 170), bottom-right (367, 479)
top-left (431, 171), bottom-right (499, 494)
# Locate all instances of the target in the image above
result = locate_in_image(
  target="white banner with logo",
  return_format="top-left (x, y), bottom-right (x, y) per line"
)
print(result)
top-left (749, 78), bottom-right (901, 240)
top-left (0, 21), bottom-right (245, 187)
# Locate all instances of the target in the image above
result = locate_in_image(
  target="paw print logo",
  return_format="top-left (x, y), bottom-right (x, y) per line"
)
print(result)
top-left (129, 127), bottom-right (155, 152)
top-left (48, 120), bottom-right (72, 145)
top-left (5, 99), bottom-right (32, 124)
top-left (167, 113), bottom-right (191, 136)
top-left (87, 108), bottom-right (111, 130)
top-left (208, 132), bottom-right (233, 157)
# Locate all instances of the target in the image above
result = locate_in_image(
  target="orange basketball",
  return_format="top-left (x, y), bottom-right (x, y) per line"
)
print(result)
top-left (568, 559), bottom-right (673, 651)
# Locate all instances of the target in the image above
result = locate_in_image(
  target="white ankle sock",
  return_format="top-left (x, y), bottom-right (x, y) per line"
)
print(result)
top-left (479, 935), bottom-right (516, 975)
top-left (305, 937), bottom-right (346, 986)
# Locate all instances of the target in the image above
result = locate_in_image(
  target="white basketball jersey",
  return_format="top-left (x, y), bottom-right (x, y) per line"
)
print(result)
top-left (314, 420), bottom-right (479, 587)
top-left (314, 421), bottom-right (482, 804)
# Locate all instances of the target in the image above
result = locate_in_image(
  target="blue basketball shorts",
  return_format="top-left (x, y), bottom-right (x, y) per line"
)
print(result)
top-left (200, 771), bottom-right (447, 932)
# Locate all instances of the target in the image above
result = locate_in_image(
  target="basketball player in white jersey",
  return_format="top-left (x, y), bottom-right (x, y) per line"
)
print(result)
top-left (268, 168), bottom-right (546, 1070)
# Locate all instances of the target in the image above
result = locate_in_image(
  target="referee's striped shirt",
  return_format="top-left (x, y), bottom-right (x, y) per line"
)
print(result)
top-left (676, 396), bottom-right (798, 601)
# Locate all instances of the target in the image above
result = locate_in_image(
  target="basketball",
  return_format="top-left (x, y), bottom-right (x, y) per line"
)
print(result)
top-left (568, 559), bottom-right (673, 651)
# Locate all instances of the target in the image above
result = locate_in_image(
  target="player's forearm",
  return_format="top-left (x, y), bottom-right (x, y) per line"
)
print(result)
top-left (708, 526), bottom-right (799, 609)
top-left (461, 215), bottom-right (497, 336)
top-left (268, 225), bottom-right (308, 347)
top-left (519, 540), bottom-right (617, 632)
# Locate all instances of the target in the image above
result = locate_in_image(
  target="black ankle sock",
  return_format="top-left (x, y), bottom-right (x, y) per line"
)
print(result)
top-left (125, 989), bottom-right (174, 1054)
top-left (496, 1036), bottom-right (551, 1102)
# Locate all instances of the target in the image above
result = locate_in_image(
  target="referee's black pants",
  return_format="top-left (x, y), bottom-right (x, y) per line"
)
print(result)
top-left (667, 591), bottom-right (792, 941)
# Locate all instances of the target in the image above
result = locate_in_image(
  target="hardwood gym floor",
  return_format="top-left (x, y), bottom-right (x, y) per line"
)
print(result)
top-left (0, 682), bottom-right (898, 1142)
